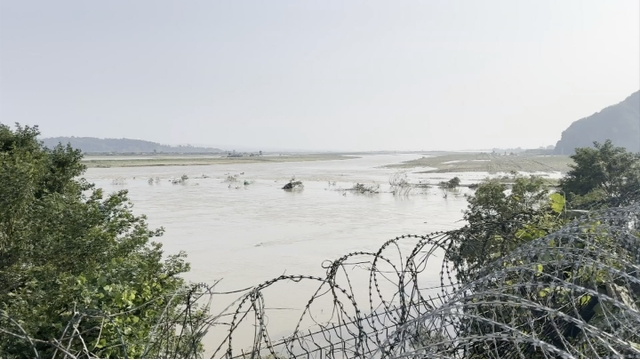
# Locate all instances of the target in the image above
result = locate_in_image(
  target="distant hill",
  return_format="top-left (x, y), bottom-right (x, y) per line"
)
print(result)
top-left (554, 90), bottom-right (640, 155)
top-left (41, 137), bottom-right (223, 154)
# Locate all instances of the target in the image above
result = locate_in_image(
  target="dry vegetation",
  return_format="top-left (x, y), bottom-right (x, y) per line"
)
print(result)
top-left (385, 152), bottom-right (574, 173)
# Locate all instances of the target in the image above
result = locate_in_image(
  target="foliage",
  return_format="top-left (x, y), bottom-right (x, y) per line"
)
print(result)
top-left (349, 182), bottom-right (380, 194)
top-left (171, 174), bottom-right (189, 185)
top-left (448, 174), bottom-right (566, 282)
top-left (455, 212), bottom-right (639, 358)
top-left (446, 141), bottom-right (640, 358)
top-left (0, 123), bottom-right (203, 358)
top-left (560, 139), bottom-right (640, 209)
top-left (198, 205), bottom-right (640, 359)
top-left (438, 176), bottom-right (461, 189)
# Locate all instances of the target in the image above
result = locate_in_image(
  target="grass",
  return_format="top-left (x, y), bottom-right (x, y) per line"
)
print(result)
top-left (384, 153), bottom-right (574, 174)
top-left (82, 154), bottom-right (358, 168)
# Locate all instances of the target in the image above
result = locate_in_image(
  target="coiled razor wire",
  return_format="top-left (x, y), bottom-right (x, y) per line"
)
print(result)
top-left (2, 203), bottom-right (640, 358)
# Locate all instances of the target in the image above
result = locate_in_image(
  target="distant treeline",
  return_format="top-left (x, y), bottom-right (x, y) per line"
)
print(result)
top-left (489, 147), bottom-right (555, 155)
top-left (41, 137), bottom-right (223, 154)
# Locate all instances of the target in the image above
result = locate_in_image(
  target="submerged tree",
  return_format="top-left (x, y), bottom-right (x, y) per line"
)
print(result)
top-left (0, 124), bottom-right (205, 358)
top-left (438, 176), bottom-right (461, 190)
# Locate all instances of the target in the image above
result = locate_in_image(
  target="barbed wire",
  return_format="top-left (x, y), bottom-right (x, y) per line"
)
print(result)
top-left (2, 203), bottom-right (639, 358)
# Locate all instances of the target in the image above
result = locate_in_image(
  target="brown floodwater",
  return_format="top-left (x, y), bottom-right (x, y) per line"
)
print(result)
top-left (84, 154), bottom-right (544, 355)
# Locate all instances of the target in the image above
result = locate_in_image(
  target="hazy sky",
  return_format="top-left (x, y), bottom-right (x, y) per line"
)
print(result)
top-left (1, 1), bottom-right (639, 151)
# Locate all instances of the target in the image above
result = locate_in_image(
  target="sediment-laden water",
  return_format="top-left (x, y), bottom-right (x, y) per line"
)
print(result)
top-left (84, 154), bottom-right (560, 354)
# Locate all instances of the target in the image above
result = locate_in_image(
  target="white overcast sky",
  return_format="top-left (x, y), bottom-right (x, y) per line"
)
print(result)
top-left (1, 0), bottom-right (639, 151)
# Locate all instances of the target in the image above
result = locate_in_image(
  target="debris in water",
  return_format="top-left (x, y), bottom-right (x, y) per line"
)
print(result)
top-left (283, 177), bottom-right (304, 191)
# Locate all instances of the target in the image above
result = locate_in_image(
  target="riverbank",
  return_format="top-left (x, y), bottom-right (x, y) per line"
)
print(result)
top-left (384, 152), bottom-right (573, 173)
top-left (82, 154), bottom-right (359, 168)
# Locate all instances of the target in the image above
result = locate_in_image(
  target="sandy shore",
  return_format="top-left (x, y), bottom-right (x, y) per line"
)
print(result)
top-left (82, 154), bottom-right (358, 168)
top-left (384, 153), bottom-right (573, 173)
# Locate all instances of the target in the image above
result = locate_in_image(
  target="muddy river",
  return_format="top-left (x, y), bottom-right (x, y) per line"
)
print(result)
top-left (84, 154), bottom-right (554, 355)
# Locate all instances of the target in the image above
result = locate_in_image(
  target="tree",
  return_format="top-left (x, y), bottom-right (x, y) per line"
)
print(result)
top-left (438, 176), bottom-right (461, 190)
top-left (453, 140), bottom-right (640, 281)
top-left (446, 144), bottom-right (640, 357)
top-left (0, 124), bottom-right (205, 358)
top-left (448, 174), bottom-right (565, 282)
top-left (561, 139), bottom-right (640, 209)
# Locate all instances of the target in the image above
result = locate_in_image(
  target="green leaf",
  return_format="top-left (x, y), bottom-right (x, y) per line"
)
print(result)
top-left (534, 264), bottom-right (543, 275)
top-left (579, 294), bottom-right (591, 306)
top-left (549, 193), bottom-right (565, 213)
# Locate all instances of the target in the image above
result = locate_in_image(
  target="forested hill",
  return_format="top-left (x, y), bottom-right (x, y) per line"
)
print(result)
top-left (41, 137), bottom-right (223, 154)
top-left (554, 90), bottom-right (640, 155)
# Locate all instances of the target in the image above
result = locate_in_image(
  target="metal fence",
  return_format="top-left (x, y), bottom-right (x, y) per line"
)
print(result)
top-left (2, 204), bottom-right (640, 358)
top-left (215, 203), bottom-right (640, 358)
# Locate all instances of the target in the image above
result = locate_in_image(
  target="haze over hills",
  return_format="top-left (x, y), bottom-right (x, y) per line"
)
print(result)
top-left (39, 89), bottom-right (640, 156)
top-left (554, 90), bottom-right (640, 155)
top-left (41, 137), bottom-right (223, 154)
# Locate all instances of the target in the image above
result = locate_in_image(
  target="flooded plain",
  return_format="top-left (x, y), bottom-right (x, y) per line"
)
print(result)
top-left (84, 153), bottom-right (561, 354)
top-left (85, 154), bottom-right (476, 288)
